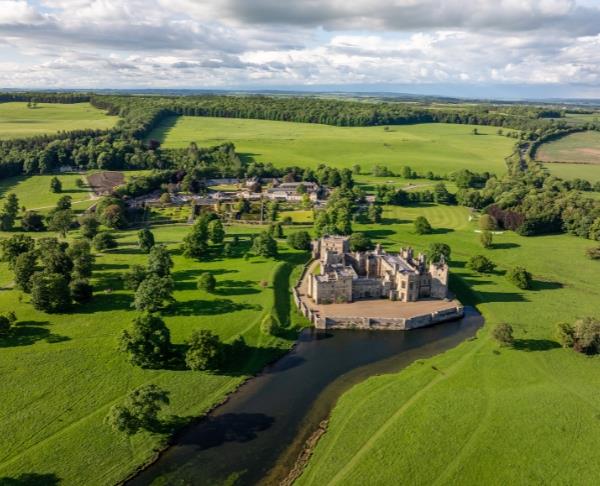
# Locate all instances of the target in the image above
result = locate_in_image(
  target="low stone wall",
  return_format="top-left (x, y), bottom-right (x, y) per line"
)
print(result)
top-left (318, 305), bottom-right (464, 331)
top-left (293, 260), bottom-right (324, 327)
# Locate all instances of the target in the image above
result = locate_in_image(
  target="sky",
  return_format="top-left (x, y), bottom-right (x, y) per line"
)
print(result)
top-left (1, 0), bottom-right (600, 98)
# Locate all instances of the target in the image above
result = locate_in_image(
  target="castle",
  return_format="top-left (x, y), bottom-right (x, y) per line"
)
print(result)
top-left (307, 236), bottom-right (449, 305)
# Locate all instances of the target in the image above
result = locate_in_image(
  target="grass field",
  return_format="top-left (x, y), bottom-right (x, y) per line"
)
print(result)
top-left (536, 131), bottom-right (600, 182)
top-left (0, 173), bottom-right (94, 212)
top-left (0, 202), bottom-right (308, 484)
top-left (0, 102), bottom-right (117, 140)
top-left (298, 204), bottom-right (600, 485)
top-left (148, 117), bottom-right (515, 176)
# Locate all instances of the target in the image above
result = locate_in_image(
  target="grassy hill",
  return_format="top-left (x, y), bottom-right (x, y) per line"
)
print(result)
top-left (0, 217), bottom-right (307, 484)
top-left (148, 116), bottom-right (515, 176)
top-left (298, 204), bottom-right (600, 485)
top-left (536, 131), bottom-right (600, 182)
top-left (0, 102), bottom-right (117, 140)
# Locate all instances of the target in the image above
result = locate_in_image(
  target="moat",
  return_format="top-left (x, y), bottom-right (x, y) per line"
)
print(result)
top-left (128, 308), bottom-right (483, 486)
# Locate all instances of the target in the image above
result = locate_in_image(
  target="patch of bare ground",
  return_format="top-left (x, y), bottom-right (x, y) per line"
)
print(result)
top-left (86, 171), bottom-right (125, 196)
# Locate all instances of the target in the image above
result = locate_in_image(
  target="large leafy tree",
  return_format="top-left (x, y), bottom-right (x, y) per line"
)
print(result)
top-left (208, 219), bottom-right (225, 244)
top-left (30, 272), bottom-right (72, 313)
top-left (105, 384), bottom-right (170, 435)
top-left (0, 234), bottom-right (35, 268)
top-left (13, 251), bottom-right (37, 292)
top-left (47, 209), bottom-right (73, 238)
top-left (147, 244), bottom-right (173, 277)
top-left (137, 228), bottom-right (155, 253)
top-left (185, 329), bottom-right (223, 371)
top-left (67, 239), bottom-right (95, 278)
top-left (133, 274), bottom-right (174, 312)
top-left (427, 243), bottom-right (451, 264)
top-left (251, 231), bottom-right (278, 258)
top-left (119, 313), bottom-right (173, 368)
top-left (182, 218), bottom-right (209, 258)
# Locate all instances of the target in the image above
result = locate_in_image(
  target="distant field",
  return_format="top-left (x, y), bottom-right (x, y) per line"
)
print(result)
top-left (0, 102), bottom-right (117, 139)
top-left (536, 131), bottom-right (600, 182)
top-left (149, 117), bottom-right (515, 176)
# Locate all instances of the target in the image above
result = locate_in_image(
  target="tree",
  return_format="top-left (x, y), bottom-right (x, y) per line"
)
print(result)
top-left (480, 230), bottom-right (493, 249)
top-left (287, 231), bottom-right (312, 251)
top-left (414, 216), bottom-right (433, 235)
top-left (556, 322), bottom-right (575, 348)
top-left (0, 193), bottom-right (19, 230)
top-left (105, 384), bottom-right (170, 435)
top-left (185, 329), bottom-right (223, 371)
top-left (223, 242), bottom-right (234, 257)
top-left (137, 228), bottom-right (155, 253)
top-left (479, 214), bottom-right (497, 231)
top-left (55, 195), bottom-right (72, 210)
top-left (75, 177), bottom-right (85, 188)
top-left (182, 218), bottom-right (209, 258)
top-left (119, 314), bottom-right (172, 368)
top-left (571, 317), bottom-right (600, 354)
top-left (492, 323), bottom-right (514, 346)
top-left (197, 272), bottom-right (217, 293)
top-left (47, 209), bottom-right (73, 238)
top-left (68, 239), bottom-right (94, 278)
top-left (41, 247), bottom-right (73, 279)
top-left (123, 265), bottom-right (148, 291)
top-left (0, 234), bottom-right (35, 268)
top-left (93, 232), bottom-right (118, 252)
top-left (433, 183), bottom-right (454, 205)
top-left (349, 233), bottom-right (373, 251)
top-left (0, 311), bottom-right (17, 336)
top-left (133, 275), bottom-right (174, 312)
top-left (352, 164), bottom-right (361, 175)
top-left (79, 215), bottom-right (100, 239)
top-left (13, 251), bottom-right (37, 292)
top-left (266, 200), bottom-right (279, 222)
top-left (100, 204), bottom-right (127, 229)
top-left (367, 203), bottom-right (382, 223)
top-left (252, 232), bottom-right (278, 258)
top-left (506, 266), bottom-right (532, 290)
top-left (467, 255), bottom-right (496, 273)
top-left (70, 278), bottom-right (93, 304)
top-left (268, 222), bottom-right (284, 239)
top-left (30, 272), bottom-right (71, 313)
top-left (21, 211), bottom-right (46, 232)
top-left (147, 245), bottom-right (172, 277)
top-left (208, 219), bottom-right (225, 245)
top-left (427, 243), bottom-right (451, 264)
top-left (402, 166), bottom-right (414, 179)
top-left (50, 177), bottom-right (62, 193)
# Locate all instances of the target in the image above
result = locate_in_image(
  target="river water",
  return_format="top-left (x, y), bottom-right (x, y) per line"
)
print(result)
top-left (128, 308), bottom-right (483, 486)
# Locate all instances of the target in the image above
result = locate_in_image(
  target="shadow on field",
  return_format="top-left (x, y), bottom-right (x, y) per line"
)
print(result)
top-left (94, 263), bottom-right (129, 271)
top-left (493, 242), bottom-right (520, 250)
top-left (531, 279), bottom-right (564, 291)
top-left (0, 321), bottom-right (70, 348)
top-left (0, 472), bottom-right (61, 486)
top-left (238, 152), bottom-right (259, 165)
top-left (76, 293), bottom-right (132, 313)
top-left (430, 227), bottom-right (454, 235)
top-left (362, 228), bottom-right (396, 239)
top-left (513, 338), bottom-right (561, 352)
top-left (214, 280), bottom-right (261, 296)
top-left (166, 298), bottom-right (261, 316)
top-left (380, 217), bottom-right (410, 225)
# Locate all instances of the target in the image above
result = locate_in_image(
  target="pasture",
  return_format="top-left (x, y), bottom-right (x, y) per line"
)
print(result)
top-left (536, 131), bottom-right (600, 182)
top-left (0, 102), bottom-right (117, 139)
top-left (0, 206), bottom-right (308, 484)
top-left (148, 116), bottom-right (515, 176)
top-left (298, 204), bottom-right (600, 485)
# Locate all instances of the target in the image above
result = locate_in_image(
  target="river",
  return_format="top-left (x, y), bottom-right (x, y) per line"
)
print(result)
top-left (128, 307), bottom-right (483, 486)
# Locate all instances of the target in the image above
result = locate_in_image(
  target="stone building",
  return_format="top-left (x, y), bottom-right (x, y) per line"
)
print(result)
top-left (308, 235), bottom-right (449, 305)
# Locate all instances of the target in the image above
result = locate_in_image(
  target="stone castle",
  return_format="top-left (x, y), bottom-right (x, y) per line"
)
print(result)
top-left (307, 236), bottom-right (449, 305)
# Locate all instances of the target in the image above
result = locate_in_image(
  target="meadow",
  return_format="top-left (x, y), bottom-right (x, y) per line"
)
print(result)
top-left (0, 102), bottom-right (117, 139)
top-left (536, 131), bottom-right (600, 182)
top-left (0, 209), bottom-right (308, 484)
top-left (298, 204), bottom-right (600, 485)
top-left (148, 116), bottom-right (515, 176)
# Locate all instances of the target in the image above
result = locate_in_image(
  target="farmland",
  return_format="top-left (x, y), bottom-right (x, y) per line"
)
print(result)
top-left (0, 102), bottom-right (117, 139)
top-left (148, 116), bottom-right (515, 176)
top-left (298, 204), bottom-right (600, 485)
top-left (0, 208), bottom-right (308, 484)
top-left (536, 130), bottom-right (600, 182)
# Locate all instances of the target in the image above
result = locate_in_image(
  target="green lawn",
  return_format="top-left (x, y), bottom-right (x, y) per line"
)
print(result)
top-left (536, 131), bottom-right (600, 182)
top-left (0, 221), bottom-right (308, 484)
top-left (148, 117), bottom-right (515, 176)
top-left (298, 204), bottom-right (600, 485)
top-left (0, 173), bottom-right (93, 212)
top-left (0, 102), bottom-right (118, 139)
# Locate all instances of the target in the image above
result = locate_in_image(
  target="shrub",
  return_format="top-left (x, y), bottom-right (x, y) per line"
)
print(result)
top-left (467, 255), bottom-right (496, 273)
top-left (70, 278), bottom-right (93, 304)
top-left (137, 228), bottom-right (155, 253)
top-left (287, 231), bottom-right (312, 251)
top-left (414, 216), bottom-right (432, 235)
top-left (185, 329), bottom-right (223, 371)
top-left (572, 317), bottom-right (600, 354)
top-left (21, 211), bottom-right (46, 232)
top-left (159, 192), bottom-right (171, 204)
top-left (556, 322), bottom-right (575, 348)
top-left (492, 323), bottom-right (514, 346)
top-left (480, 230), bottom-right (493, 249)
top-left (586, 246), bottom-right (600, 260)
top-left (0, 312), bottom-right (17, 336)
top-left (197, 273), bottom-right (216, 293)
top-left (119, 314), bottom-right (172, 368)
top-left (479, 214), bottom-right (497, 231)
top-left (93, 232), bottom-right (118, 252)
top-left (506, 266), bottom-right (532, 290)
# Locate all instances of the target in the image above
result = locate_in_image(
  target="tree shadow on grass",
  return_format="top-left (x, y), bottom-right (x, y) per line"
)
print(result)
top-left (430, 227), bottom-right (454, 235)
top-left (94, 263), bottom-right (129, 271)
top-left (361, 228), bottom-right (396, 239)
top-left (531, 279), bottom-right (564, 291)
top-left (0, 321), bottom-right (70, 348)
top-left (75, 293), bottom-right (132, 313)
top-left (165, 299), bottom-right (261, 317)
top-left (380, 217), bottom-right (410, 225)
top-left (513, 339), bottom-right (561, 352)
top-left (214, 280), bottom-right (261, 296)
top-left (0, 473), bottom-right (61, 486)
top-left (493, 242), bottom-right (520, 250)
